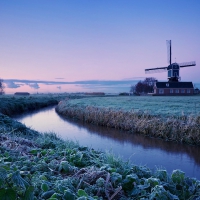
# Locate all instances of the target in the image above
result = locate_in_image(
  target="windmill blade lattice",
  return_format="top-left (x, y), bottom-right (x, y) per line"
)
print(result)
top-left (179, 61), bottom-right (196, 68)
top-left (144, 40), bottom-right (196, 83)
top-left (145, 67), bottom-right (167, 74)
top-left (166, 40), bottom-right (172, 64)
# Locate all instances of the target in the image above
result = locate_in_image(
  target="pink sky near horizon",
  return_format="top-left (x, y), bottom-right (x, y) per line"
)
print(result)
top-left (4, 83), bottom-right (80, 94)
top-left (0, 0), bottom-right (199, 94)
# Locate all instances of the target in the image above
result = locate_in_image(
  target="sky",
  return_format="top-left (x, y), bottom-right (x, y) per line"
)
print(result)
top-left (0, 0), bottom-right (200, 93)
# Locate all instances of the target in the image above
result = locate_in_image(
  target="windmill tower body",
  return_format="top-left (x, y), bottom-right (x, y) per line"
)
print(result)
top-left (144, 40), bottom-right (196, 95)
top-left (167, 63), bottom-right (180, 81)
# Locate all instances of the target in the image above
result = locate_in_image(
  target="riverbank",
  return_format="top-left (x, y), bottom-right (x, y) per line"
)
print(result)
top-left (0, 93), bottom-right (81, 116)
top-left (1, 94), bottom-right (200, 199)
top-left (56, 97), bottom-right (200, 146)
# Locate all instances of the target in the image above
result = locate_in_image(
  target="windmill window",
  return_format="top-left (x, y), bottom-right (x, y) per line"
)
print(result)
top-left (170, 89), bottom-right (173, 93)
top-left (175, 89), bottom-right (179, 93)
top-left (168, 70), bottom-right (172, 77)
top-left (181, 89), bottom-right (185, 93)
top-left (166, 83), bottom-right (169, 87)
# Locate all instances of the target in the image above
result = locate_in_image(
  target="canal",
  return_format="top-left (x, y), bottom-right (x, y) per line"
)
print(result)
top-left (14, 106), bottom-right (200, 179)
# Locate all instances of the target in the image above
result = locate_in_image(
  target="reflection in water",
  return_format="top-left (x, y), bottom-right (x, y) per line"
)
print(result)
top-left (61, 115), bottom-right (200, 165)
top-left (14, 106), bottom-right (200, 179)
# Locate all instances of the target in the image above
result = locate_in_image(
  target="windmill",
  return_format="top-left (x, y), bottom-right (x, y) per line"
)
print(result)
top-left (145, 40), bottom-right (196, 82)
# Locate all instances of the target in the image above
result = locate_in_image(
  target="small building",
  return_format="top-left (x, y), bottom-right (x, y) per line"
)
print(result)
top-left (84, 92), bottom-right (105, 95)
top-left (153, 82), bottom-right (194, 96)
top-left (14, 92), bottom-right (30, 96)
top-left (194, 88), bottom-right (200, 94)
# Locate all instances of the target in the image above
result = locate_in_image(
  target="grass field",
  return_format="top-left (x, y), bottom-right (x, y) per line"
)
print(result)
top-left (56, 96), bottom-right (200, 145)
top-left (0, 93), bottom-right (81, 116)
top-left (1, 94), bottom-right (200, 199)
top-left (63, 96), bottom-right (200, 117)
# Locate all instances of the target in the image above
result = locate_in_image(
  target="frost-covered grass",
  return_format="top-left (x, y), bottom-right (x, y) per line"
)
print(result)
top-left (0, 93), bottom-right (74, 116)
top-left (64, 96), bottom-right (200, 117)
top-left (56, 97), bottom-right (200, 145)
top-left (1, 113), bottom-right (200, 199)
top-left (1, 94), bottom-right (200, 199)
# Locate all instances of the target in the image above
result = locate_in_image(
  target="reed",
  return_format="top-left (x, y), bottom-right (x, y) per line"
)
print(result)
top-left (56, 99), bottom-right (200, 145)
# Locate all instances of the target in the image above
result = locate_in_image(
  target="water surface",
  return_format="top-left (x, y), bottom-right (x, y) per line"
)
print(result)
top-left (14, 106), bottom-right (200, 179)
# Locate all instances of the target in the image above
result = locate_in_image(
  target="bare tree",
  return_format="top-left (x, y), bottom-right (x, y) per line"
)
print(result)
top-left (130, 85), bottom-right (135, 94)
top-left (0, 78), bottom-right (5, 94)
top-left (135, 81), bottom-right (144, 94)
top-left (134, 77), bottom-right (157, 94)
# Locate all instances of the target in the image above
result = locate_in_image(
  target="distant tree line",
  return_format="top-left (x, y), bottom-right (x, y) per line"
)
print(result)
top-left (130, 77), bottom-right (157, 94)
top-left (0, 78), bottom-right (5, 94)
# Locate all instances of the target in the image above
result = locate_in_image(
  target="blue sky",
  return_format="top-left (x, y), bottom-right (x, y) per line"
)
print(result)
top-left (0, 0), bottom-right (199, 93)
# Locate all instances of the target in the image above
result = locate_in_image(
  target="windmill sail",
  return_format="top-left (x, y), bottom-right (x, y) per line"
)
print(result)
top-left (144, 40), bottom-right (196, 82)
top-left (166, 40), bottom-right (172, 64)
top-left (145, 66), bottom-right (167, 74)
top-left (179, 61), bottom-right (196, 68)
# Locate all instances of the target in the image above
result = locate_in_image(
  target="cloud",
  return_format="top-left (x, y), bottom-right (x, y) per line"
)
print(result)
top-left (2, 78), bottom-right (143, 94)
top-left (4, 78), bottom-right (138, 86)
top-left (55, 78), bottom-right (65, 80)
top-left (3, 79), bottom-right (139, 92)
top-left (26, 83), bottom-right (40, 89)
top-left (123, 77), bottom-right (146, 80)
top-left (4, 80), bottom-right (23, 88)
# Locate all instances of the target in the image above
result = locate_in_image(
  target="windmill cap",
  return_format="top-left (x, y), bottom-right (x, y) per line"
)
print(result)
top-left (167, 63), bottom-right (180, 70)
